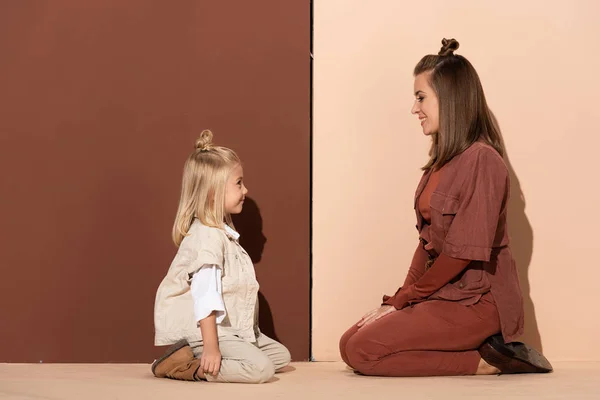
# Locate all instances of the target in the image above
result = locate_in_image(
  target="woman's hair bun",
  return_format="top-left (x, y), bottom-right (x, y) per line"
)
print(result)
top-left (438, 38), bottom-right (459, 56)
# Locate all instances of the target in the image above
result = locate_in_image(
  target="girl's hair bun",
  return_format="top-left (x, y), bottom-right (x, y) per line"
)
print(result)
top-left (195, 129), bottom-right (214, 152)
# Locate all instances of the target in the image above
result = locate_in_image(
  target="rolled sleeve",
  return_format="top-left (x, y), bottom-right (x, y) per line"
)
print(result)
top-left (190, 265), bottom-right (226, 324)
top-left (176, 229), bottom-right (226, 283)
top-left (443, 149), bottom-right (509, 262)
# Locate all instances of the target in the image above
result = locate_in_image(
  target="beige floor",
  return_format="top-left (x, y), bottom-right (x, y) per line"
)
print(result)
top-left (1, 361), bottom-right (598, 400)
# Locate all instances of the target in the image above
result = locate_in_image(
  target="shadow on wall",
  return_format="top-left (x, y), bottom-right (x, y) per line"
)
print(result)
top-left (504, 155), bottom-right (543, 353)
top-left (493, 114), bottom-right (543, 353)
top-left (231, 197), bottom-right (280, 342)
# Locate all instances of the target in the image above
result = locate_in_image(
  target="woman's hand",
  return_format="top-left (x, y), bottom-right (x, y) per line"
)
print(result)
top-left (357, 305), bottom-right (395, 329)
top-left (200, 344), bottom-right (222, 376)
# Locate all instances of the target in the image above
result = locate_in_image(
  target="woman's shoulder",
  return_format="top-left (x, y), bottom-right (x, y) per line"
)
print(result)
top-left (443, 141), bottom-right (508, 188)
top-left (456, 141), bottom-right (506, 170)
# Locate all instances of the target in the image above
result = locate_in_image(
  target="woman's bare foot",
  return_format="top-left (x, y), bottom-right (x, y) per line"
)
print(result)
top-left (476, 358), bottom-right (501, 375)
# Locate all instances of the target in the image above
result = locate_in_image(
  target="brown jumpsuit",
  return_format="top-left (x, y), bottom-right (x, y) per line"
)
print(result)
top-left (339, 142), bottom-right (524, 376)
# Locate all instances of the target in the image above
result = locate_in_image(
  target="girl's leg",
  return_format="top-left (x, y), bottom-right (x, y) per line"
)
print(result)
top-left (190, 336), bottom-right (275, 383)
top-left (255, 333), bottom-right (292, 371)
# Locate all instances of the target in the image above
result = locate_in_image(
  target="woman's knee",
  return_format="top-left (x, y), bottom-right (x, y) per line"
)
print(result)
top-left (339, 324), bottom-right (360, 365)
top-left (345, 330), bottom-right (387, 374)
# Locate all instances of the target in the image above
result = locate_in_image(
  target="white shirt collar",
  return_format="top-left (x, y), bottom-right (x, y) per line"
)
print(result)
top-left (224, 225), bottom-right (240, 240)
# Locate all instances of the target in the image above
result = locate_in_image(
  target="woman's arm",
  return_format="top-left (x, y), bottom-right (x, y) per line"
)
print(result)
top-left (383, 253), bottom-right (470, 309)
top-left (403, 242), bottom-right (431, 286)
top-left (382, 242), bottom-right (430, 303)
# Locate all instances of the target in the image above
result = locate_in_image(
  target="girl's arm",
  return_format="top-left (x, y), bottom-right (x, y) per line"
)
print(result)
top-left (199, 312), bottom-right (221, 377)
top-left (190, 265), bottom-right (225, 377)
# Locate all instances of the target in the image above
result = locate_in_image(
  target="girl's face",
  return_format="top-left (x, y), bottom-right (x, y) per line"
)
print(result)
top-left (225, 164), bottom-right (248, 215)
top-left (411, 72), bottom-right (440, 136)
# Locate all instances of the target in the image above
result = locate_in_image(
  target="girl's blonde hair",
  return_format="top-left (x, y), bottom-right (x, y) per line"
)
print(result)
top-left (172, 130), bottom-right (241, 246)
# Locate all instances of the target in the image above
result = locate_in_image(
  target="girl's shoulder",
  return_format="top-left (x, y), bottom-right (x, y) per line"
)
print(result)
top-left (180, 219), bottom-right (228, 250)
top-left (172, 220), bottom-right (228, 271)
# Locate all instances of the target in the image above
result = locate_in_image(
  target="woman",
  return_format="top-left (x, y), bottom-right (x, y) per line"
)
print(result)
top-left (339, 39), bottom-right (552, 376)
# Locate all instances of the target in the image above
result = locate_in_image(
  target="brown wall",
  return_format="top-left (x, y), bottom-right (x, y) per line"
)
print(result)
top-left (0, 0), bottom-right (310, 362)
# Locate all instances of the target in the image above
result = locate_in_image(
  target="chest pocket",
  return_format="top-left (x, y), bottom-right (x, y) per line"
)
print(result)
top-left (222, 246), bottom-right (257, 295)
top-left (222, 251), bottom-right (242, 291)
top-left (429, 192), bottom-right (459, 237)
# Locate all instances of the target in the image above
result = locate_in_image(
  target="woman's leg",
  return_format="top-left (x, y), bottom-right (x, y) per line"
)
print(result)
top-left (343, 293), bottom-right (501, 376)
top-left (339, 324), bottom-right (360, 368)
top-left (353, 350), bottom-right (481, 377)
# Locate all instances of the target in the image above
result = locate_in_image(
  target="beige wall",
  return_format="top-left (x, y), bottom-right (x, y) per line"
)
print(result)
top-left (313, 0), bottom-right (600, 361)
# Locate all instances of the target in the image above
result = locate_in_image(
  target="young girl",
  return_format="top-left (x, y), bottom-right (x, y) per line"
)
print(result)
top-left (151, 130), bottom-right (291, 383)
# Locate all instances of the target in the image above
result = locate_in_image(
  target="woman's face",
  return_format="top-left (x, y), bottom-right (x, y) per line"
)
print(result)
top-left (411, 72), bottom-right (439, 136)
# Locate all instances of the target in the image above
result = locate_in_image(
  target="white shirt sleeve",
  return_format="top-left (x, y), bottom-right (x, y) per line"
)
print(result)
top-left (190, 264), bottom-right (226, 324)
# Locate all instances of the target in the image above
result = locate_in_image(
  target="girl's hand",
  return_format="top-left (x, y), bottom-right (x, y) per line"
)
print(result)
top-left (200, 345), bottom-right (222, 376)
top-left (199, 312), bottom-right (220, 376)
top-left (357, 305), bottom-right (395, 329)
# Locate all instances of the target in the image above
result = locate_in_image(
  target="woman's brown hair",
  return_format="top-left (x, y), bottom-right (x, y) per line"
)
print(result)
top-left (415, 38), bottom-right (504, 170)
